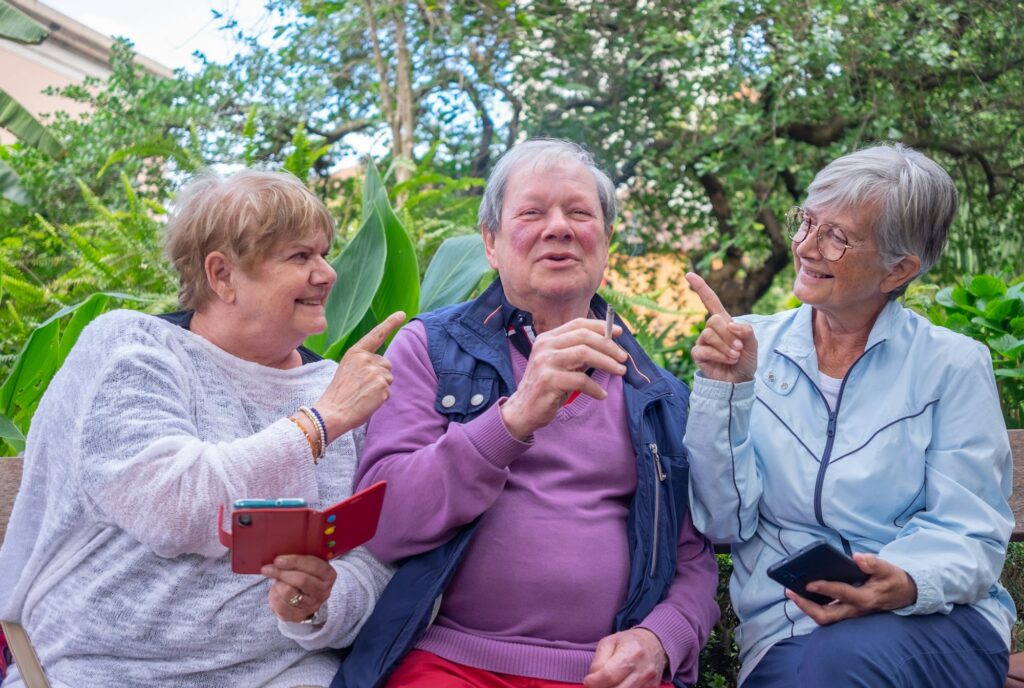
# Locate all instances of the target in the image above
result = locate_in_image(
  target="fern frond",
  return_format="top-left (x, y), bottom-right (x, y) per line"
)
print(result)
top-left (64, 226), bottom-right (119, 283)
top-left (1, 273), bottom-right (50, 303)
top-left (75, 180), bottom-right (117, 222)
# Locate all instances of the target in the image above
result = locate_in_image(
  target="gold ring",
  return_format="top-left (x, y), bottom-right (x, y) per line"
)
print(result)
top-left (288, 590), bottom-right (305, 607)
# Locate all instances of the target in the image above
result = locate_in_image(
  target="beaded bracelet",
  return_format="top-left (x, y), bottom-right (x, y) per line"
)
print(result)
top-left (287, 415), bottom-right (320, 463)
top-left (307, 406), bottom-right (329, 446)
top-left (298, 406), bottom-right (327, 461)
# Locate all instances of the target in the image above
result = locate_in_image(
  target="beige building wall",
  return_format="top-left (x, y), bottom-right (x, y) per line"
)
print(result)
top-left (0, 0), bottom-right (171, 145)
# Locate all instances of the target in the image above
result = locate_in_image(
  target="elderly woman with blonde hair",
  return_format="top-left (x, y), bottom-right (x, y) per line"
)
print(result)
top-left (0, 169), bottom-right (403, 687)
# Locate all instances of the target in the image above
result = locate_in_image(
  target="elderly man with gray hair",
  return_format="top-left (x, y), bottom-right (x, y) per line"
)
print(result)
top-left (684, 144), bottom-right (1015, 687)
top-left (331, 139), bottom-right (720, 688)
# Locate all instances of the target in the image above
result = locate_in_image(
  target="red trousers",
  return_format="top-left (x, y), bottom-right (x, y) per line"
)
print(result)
top-left (384, 649), bottom-right (674, 688)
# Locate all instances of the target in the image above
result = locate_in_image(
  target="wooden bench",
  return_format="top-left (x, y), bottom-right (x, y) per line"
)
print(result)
top-left (2, 433), bottom-right (1024, 686)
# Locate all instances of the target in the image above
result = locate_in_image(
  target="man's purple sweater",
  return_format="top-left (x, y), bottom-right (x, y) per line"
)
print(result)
top-left (357, 321), bottom-right (719, 684)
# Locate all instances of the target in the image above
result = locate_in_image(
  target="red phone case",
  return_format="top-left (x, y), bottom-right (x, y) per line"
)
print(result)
top-left (217, 481), bottom-right (386, 574)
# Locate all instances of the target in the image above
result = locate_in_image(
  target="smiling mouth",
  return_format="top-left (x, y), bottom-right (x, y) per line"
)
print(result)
top-left (297, 298), bottom-right (325, 306)
top-left (802, 267), bottom-right (833, 279)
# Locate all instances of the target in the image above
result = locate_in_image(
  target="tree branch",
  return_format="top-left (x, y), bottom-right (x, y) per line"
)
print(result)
top-left (783, 116), bottom-right (851, 146)
top-left (307, 118), bottom-right (372, 144)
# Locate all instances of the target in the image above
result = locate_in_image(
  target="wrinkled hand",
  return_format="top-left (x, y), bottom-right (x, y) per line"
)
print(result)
top-left (263, 554), bottom-right (337, 623)
top-left (786, 553), bottom-right (918, 625)
top-left (685, 273), bottom-right (758, 383)
top-left (315, 311), bottom-right (406, 440)
top-left (583, 628), bottom-right (668, 688)
top-left (500, 317), bottom-right (627, 441)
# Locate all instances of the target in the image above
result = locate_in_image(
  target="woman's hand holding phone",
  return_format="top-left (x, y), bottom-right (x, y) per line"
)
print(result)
top-left (787, 552), bottom-right (918, 626)
top-left (262, 554), bottom-right (337, 623)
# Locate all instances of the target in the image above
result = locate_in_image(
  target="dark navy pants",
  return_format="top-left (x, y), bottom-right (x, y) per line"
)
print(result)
top-left (743, 606), bottom-right (1009, 688)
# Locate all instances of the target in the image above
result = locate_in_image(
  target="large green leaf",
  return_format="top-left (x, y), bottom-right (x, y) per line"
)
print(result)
top-left (323, 308), bottom-right (376, 359)
top-left (0, 292), bottom-right (151, 452)
top-left (0, 157), bottom-right (31, 205)
top-left (0, 1), bottom-right (48, 44)
top-left (985, 296), bottom-right (1021, 323)
top-left (968, 275), bottom-right (1007, 299)
top-left (0, 315), bottom-right (59, 440)
top-left (0, 91), bottom-right (62, 156)
top-left (0, 413), bottom-right (23, 444)
top-left (364, 161), bottom-right (419, 324)
top-left (322, 206), bottom-right (387, 346)
top-left (420, 234), bottom-right (493, 312)
top-left (988, 334), bottom-right (1024, 357)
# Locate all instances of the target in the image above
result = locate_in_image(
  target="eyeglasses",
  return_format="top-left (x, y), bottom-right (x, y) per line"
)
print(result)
top-left (785, 206), bottom-right (858, 262)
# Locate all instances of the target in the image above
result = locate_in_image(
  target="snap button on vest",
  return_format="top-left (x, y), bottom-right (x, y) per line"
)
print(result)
top-left (441, 394), bottom-right (456, 408)
top-left (470, 394), bottom-right (484, 406)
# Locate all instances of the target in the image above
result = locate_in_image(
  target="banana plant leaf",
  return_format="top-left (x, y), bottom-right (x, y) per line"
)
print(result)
top-left (364, 161), bottom-right (419, 327)
top-left (319, 210), bottom-right (386, 348)
top-left (0, 157), bottom-right (31, 205)
top-left (0, 91), bottom-right (62, 156)
top-left (0, 1), bottom-right (47, 44)
top-left (0, 292), bottom-right (151, 453)
top-left (419, 233), bottom-right (493, 312)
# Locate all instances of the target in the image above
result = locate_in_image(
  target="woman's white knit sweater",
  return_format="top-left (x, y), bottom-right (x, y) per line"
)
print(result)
top-left (0, 310), bottom-right (392, 687)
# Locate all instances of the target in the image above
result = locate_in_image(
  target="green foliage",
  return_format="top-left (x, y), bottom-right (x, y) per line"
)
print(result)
top-left (197, 0), bottom-right (519, 180)
top-left (1004, 541), bottom-right (1024, 652)
top-left (283, 125), bottom-right (331, 180)
top-left (0, 157), bottom-right (30, 205)
top-left (698, 553), bottom-right (740, 688)
top-left (306, 158), bottom-right (418, 357)
top-left (0, 91), bottom-right (62, 157)
top-left (0, 39), bottom-right (217, 226)
top-left (306, 158), bottom-right (491, 359)
top-left (0, 292), bottom-right (156, 455)
top-left (419, 233), bottom-right (491, 312)
top-left (390, 144), bottom-right (487, 275)
top-left (0, 156), bottom-right (489, 453)
top-left (0, 0), bottom-right (62, 187)
top-left (908, 273), bottom-right (1024, 427)
top-left (512, 0), bottom-right (1024, 314)
top-left (0, 0), bottom-right (47, 43)
top-left (98, 131), bottom-right (204, 179)
top-left (599, 283), bottom-right (701, 385)
top-left (0, 176), bottom-right (177, 376)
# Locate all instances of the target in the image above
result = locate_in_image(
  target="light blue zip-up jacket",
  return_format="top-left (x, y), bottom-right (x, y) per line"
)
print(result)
top-left (684, 300), bottom-right (1016, 684)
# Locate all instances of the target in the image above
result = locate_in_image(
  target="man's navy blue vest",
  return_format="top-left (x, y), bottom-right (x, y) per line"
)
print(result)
top-left (332, 280), bottom-right (695, 688)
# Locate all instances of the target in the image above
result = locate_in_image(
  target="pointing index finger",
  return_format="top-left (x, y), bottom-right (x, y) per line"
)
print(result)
top-left (685, 272), bottom-right (731, 320)
top-left (351, 311), bottom-right (407, 353)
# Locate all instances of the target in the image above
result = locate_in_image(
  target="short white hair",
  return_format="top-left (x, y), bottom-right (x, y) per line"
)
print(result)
top-left (478, 138), bottom-right (618, 235)
top-left (806, 144), bottom-right (957, 295)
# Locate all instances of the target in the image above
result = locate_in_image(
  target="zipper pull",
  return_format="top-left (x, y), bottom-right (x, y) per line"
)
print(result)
top-left (827, 412), bottom-right (837, 438)
top-left (649, 443), bottom-right (667, 481)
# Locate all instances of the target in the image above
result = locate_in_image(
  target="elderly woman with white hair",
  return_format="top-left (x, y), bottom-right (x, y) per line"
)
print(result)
top-left (684, 144), bottom-right (1014, 687)
top-left (0, 169), bottom-right (402, 687)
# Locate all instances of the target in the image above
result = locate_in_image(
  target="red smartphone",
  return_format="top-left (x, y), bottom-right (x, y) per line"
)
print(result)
top-left (217, 481), bottom-right (386, 574)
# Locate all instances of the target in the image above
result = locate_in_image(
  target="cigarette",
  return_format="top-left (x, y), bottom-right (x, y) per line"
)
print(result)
top-left (605, 306), bottom-right (615, 338)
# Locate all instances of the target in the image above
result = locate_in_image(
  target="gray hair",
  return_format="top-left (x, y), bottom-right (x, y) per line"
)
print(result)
top-left (805, 143), bottom-right (957, 296)
top-left (478, 138), bottom-right (618, 234)
top-left (165, 168), bottom-right (335, 310)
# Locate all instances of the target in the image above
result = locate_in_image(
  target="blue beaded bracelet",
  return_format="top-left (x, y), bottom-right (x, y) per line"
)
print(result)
top-left (307, 406), bottom-right (329, 446)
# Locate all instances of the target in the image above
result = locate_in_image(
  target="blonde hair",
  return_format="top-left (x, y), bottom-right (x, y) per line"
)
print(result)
top-left (164, 169), bottom-right (335, 309)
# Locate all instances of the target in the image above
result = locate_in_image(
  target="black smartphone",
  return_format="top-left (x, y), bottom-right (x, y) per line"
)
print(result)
top-left (766, 541), bottom-right (870, 605)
